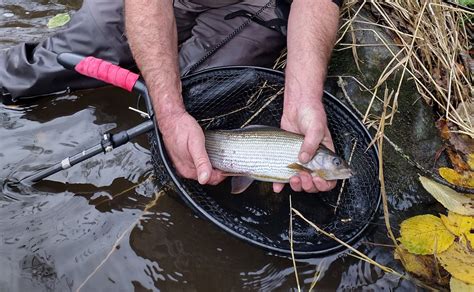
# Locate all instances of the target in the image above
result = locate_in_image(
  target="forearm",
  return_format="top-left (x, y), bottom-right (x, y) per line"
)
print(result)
top-left (124, 0), bottom-right (184, 119)
top-left (285, 0), bottom-right (340, 105)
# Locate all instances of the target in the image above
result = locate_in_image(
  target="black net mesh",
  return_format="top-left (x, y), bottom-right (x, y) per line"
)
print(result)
top-left (148, 67), bottom-right (380, 257)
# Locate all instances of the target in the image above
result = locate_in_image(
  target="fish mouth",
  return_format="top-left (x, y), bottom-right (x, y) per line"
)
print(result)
top-left (343, 168), bottom-right (355, 178)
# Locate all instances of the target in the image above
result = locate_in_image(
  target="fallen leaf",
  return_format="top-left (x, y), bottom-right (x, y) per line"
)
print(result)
top-left (394, 246), bottom-right (449, 286)
top-left (419, 176), bottom-right (474, 216)
top-left (441, 212), bottom-right (474, 248)
top-left (436, 118), bottom-right (474, 156)
top-left (437, 242), bottom-right (474, 285)
top-left (399, 214), bottom-right (455, 255)
top-left (451, 134), bottom-right (474, 157)
top-left (47, 13), bottom-right (70, 29)
top-left (441, 212), bottom-right (474, 236)
top-left (439, 167), bottom-right (474, 189)
top-left (455, 100), bottom-right (474, 131)
top-left (446, 148), bottom-right (471, 172)
top-left (465, 232), bottom-right (474, 250)
top-left (468, 154), bottom-right (474, 171)
top-left (450, 277), bottom-right (474, 292)
top-left (437, 119), bottom-right (451, 140)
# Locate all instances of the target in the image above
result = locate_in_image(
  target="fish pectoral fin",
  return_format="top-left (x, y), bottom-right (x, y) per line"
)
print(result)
top-left (287, 163), bottom-right (312, 173)
top-left (231, 176), bottom-right (255, 194)
top-left (313, 169), bottom-right (329, 180)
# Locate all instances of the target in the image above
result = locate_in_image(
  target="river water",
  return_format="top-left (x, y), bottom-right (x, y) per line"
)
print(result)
top-left (0, 1), bottom-right (424, 291)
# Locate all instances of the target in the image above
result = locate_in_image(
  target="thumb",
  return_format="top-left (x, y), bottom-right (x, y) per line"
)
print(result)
top-left (188, 131), bottom-right (213, 185)
top-left (299, 129), bottom-right (323, 164)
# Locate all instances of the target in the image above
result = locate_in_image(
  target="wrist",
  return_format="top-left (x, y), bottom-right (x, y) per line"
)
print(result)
top-left (151, 90), bottom-right (186, 122)
top-left (155, 108), bottom-right (187, 136)
top-left (147, 72), bottom-right (184, 115)
top-left (284, 65), bottom-right (325, 99)
top-left (154, 101), bottom-right (186, 121)
top-left (284, 82), bottom-right (324, 107)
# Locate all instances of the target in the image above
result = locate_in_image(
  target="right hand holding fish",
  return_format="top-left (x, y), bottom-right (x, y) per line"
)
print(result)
top-left (157, 110), bottom-right (225, 186)
top-left (275, 97), bottom-right (337, 194)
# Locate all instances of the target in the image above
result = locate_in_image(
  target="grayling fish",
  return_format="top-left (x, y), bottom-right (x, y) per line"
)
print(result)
top-left (205, 125), bottom-right (353, 194)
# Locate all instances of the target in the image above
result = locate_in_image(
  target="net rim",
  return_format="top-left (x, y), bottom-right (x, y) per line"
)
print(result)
top-left (150, 65), bottom-right (381, 257)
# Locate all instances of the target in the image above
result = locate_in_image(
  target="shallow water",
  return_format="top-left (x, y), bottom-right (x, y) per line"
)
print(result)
top-left (0, 1), bottom-right (431, 291)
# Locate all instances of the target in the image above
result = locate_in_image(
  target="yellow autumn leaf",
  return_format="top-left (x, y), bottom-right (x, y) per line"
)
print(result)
top-left (439, 167), bottom-right (474, 189)
top-left (394, 246), bottom-right (449, 286)
top-left (441, 212), bottom-right (474, 236)
top-left (465, 232), bottom-right (474, 249)
top-left (399, 214), bottom-right (455, 255)
top-left (437, 242), bottom-right (474, 285)
top-left (441, 212), bottom-right (474, 248)
top-left (419, 176), bottom-right (474, 216)
top-left (451, 277), bottom-right (474, 292)
top-left (468, 154), bottom-right (474, 171)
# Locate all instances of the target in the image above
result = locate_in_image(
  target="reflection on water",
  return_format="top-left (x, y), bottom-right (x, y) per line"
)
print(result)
top-left (0, 1), bottom-right (430, 291)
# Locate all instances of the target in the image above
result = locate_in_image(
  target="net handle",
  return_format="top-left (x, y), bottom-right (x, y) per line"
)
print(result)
top-left (57, 53), bottom-right (148, 96)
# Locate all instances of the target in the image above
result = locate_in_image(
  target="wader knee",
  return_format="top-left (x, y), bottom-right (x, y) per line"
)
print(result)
top-left (0, 0), bottom-right (132, 103)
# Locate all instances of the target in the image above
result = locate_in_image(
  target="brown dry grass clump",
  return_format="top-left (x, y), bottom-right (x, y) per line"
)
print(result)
top-left (340, 0), bottom-right (473, 136)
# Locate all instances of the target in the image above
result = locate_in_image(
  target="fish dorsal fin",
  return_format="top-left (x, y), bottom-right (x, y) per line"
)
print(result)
top-left (287, 163), bottom-right (312, 173)
top-left (231, 176), bottom-right (254, 194)
top-left (238, 124), bottom-right (280, 132)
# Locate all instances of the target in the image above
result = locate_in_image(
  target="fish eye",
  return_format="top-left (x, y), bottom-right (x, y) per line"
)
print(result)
top-left (333, 157), bottom-right (342, 166)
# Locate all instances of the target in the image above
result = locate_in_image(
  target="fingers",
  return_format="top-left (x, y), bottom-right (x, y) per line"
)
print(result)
top-left (288, 173), bottom-right (337, 193)
top-left (321, 127), bottom-right (335, 152)
top-left (299, 126), bottom-right (323, 163)
top-left (313, 176), bottom-right (336, 192)
top-left (188, 130), bottom-right (213, 185)
top-left (300, 172), bottom-right (319, 193)
top-left (273, 182), bottom-right (285, 193)
top-left (289, 173), bottom-right (318, 193)
top-left (208, 169), bottom-right (226, 185)
top-left (289, 176), bottom-right (302, 192)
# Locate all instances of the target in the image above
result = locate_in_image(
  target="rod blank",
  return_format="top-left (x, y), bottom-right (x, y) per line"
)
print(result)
top-left (24, 120), bottom-right (154, 183)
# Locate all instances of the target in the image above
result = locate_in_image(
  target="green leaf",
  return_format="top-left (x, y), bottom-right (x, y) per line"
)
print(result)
top-left (47, 13), bottom-right (71, 29)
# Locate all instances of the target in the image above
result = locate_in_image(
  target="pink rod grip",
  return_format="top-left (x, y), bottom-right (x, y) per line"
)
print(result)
top-left (75, 57), bottom-right (140, 92)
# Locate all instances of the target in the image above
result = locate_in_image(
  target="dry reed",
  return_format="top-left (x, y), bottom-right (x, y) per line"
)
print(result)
top-left (340, 0), bottom-right (473, 136)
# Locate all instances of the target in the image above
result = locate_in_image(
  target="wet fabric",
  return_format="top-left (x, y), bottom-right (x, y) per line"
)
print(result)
top-left (0, 0), bottom-right (288, 102)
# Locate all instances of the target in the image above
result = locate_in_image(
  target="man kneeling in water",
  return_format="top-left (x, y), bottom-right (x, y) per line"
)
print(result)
top-left (0, 0), bottom-right (342, 193)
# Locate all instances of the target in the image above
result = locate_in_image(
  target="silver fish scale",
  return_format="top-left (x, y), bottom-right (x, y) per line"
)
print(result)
top-left (205, 129), bottom-right (303, 182)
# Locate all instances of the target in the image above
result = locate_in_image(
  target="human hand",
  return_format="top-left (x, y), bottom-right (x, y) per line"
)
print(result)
top-left (273, 98), bottom-right (337, 193)
top-left (157, 110), bottom-right (225, 185)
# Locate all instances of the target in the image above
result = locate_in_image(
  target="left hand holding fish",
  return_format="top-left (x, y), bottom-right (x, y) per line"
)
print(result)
top-left (274, 98), bottom-right (337, 194)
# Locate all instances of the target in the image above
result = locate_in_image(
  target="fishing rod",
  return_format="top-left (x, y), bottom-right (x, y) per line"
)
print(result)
top-left (23, 53), bottom-right (157, 183)
top-left (24, 120), bottom-right (154, 183)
